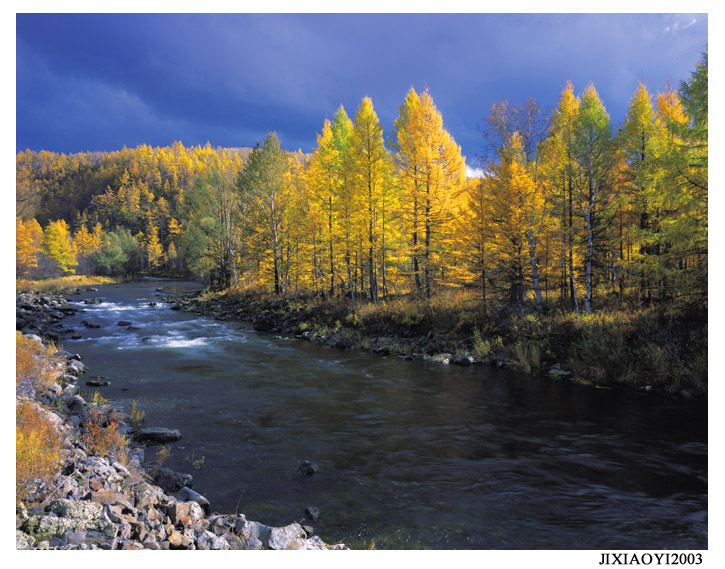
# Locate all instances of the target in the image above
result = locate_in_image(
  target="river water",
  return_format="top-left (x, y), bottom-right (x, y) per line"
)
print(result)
top-left (60, 280), bottom-right (707, 549)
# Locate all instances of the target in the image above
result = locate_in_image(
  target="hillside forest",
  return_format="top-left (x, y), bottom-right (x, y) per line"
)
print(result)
top-left (17, 53), bottom-right (707, 360)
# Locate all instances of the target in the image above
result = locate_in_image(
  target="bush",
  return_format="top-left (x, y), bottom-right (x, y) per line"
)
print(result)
top-left (83, 410), bottom-right (128, 463)
top-left (16, 332), bottom-right (59, 390)
top-left (16, 399), bottom-right (63, 502)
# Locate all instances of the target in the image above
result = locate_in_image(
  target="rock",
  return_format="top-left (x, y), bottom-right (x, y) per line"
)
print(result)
top-left (65, 395), bottom-right (87, 415)
top-left (133, 427), bottom-right (182, 445)
top-left (134, 483), bottom-right (164, 510)
top-left (154, 467), bottom-right (193, 493)
top-left (86, 378), bottom-right (111, 387)
top-left (196, 530), bottom-right (230, 550)
top-left (547, 363), bottom-right (572, 377)
top-left (298, 460), bottom-right (319, 475)
top-left (84, 298), bottom-right (102, 305)
top-left (429, 353), bottom-right (452, 364)
top-left (66, 359), bottom-right (86, 376)
top-left (304, 506), bottom-right (320, 521)
top-left (172, 487), bottom-right (211, 514)
top-left (63, 529), bottom-right (117, 549)
top-left (165, 501), bottom-right (204, 526)
top-left (127, 326), bottom-right (141, 331)
top-left (268, 523), bottom-right (308, 550)
top-left (16, 530), bottom-right (35, 549)
top-left (455, 355), bottom-right (474, 366)
top-left (117, 320), bottom-right (132, 326)
top-left (82, 321), bottom-right (101, 328)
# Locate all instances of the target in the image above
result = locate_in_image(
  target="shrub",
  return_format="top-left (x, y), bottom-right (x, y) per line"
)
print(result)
top-left (83, 410), bottom-right (127, 462)
top-left (16, 332), bottom-right (59, 390)
top-left (16, 399), bottom-right (63, 502)
top-left (512, 341), bottom-right (541, 374)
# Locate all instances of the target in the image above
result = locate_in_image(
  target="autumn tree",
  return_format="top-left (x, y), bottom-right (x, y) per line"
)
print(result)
top-left (347, 97), bottom-right (391, 302)
top-left (392, 88), bottom-right (467, 297)
top-left (236, 132), bottom-right (291, 295)
top-left (549, 81), bottom-right (583, 309)
top-left (41, 219), bottom-right (78, 274)
top-left (572, 84), bottom-right (616, 314)
top-left (16, 217), bottom-right (43, 277)
top-left (480, 98), bottom-right (551, 311)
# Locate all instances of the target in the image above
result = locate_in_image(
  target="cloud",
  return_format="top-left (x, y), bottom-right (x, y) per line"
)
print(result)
top-left (665, 18), bottom-right (697, 34)
top-left (466, 166), bottom-right (484, 179)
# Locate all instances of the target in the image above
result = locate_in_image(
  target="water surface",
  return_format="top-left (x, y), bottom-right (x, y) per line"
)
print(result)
top-left (62, 280), bottom-right (707, 549)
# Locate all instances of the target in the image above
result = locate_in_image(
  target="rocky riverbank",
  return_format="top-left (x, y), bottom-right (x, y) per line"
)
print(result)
top-left (170, 289), bottom-right (573, 376)
top-left (15, 289), bottom-right (348, 550)
top-left (168, 288), bottom-right (706, 397)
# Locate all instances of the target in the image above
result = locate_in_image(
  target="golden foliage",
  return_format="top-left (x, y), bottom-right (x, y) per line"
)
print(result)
top-left (16, 332), bottom-right (59, 390)
top-left (16, 399), bottom-right (64, 502)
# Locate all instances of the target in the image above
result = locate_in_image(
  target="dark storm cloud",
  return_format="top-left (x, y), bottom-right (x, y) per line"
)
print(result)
top-left (17, 13), bottom-right (707, 164)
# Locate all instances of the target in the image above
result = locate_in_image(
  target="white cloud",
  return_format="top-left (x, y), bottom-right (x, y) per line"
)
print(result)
top-left (665, 17), bottom-right (697, 34)
top-left (466, 166), bottom-right (484, 179)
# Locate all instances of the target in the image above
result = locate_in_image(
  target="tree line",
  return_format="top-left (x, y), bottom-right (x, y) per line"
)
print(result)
top-left (17, 52), bottom-right (707, 317)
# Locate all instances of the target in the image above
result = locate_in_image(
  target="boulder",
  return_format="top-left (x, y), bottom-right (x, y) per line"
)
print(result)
top-left (133, 427), bottom-right (182, 445)
top-left (268, 523), bottom-right (308, 550)
top-left (154, 467), bottom-right (193, 493)
top-left (84, 298), bottom-right (102, 305)
top-left (455, 355), bottom-right (474, 366)
top-left (298, 460), bottom-right (319, 475)
top-left (134, 483), bottom-right (164, 510)
top-left (547, 363), bottom-right (572, 377)
top-left (165, 501), bottom-right (204, 526)
top-left (172, 487), bottom-right (211, 514)
top-left (117, 320), bottom-right (132, 326)
top-left (65, 395), bottom-right (87, 415)
top-left (196, 530), bottom-right (230, 550)
top-left (429, 353), bottom-right (452, 364)
top-left (66, 359), bottom-right (86, 376)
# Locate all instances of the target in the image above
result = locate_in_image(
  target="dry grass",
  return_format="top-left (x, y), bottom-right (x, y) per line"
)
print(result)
top-left (16, 332), bottom-right (60, 390)
top-left (16, 399), bottom-right (64, 502)
top-left (16, 275), bottom-right (117, 293)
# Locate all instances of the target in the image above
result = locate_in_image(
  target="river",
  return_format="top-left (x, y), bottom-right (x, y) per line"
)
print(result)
top-left (60, 279), bottom-right (707, 549)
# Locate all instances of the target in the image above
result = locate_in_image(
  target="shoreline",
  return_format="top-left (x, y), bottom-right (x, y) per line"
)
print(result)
top-left (169, 287), bottom-right (707, 400)
top-left (15, 288), bottom-right (348, 550)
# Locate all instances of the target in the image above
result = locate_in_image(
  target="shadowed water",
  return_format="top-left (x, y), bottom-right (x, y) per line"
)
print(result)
top-left (62, 280), bottom-right (707, 549)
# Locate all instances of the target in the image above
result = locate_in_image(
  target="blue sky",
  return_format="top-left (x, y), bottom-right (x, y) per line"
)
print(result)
top-left (16, 12), bottom-right (707, 170)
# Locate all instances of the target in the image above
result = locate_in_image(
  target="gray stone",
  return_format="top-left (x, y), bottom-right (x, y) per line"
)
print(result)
top-left (134, 427), bottom-right (182, 445)
top-left (298, 460), bottom-right (319, 475)
top-left (547, 363), bottom-right (572, 377)
top-left (196, 530), bottom-right (230, 550)
top-left (268, 523), bottom-right (308, 550)
top-left (172, 486), bottom-right (211, 514)
top-left (165, 501), bottom-right (204, 526)
top-left (154, 467), bottom-right (193, 493)
top-left (134, 482), bottom-right (164, 510)
top-left (66, 360), bottom-right (86, 376)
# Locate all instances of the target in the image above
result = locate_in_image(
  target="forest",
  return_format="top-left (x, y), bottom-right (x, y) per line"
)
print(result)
top-left (16, 53), bottom-right (707, 391)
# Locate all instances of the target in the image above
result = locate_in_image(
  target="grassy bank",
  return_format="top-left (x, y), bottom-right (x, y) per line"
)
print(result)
top-left (185, 287), bottom-right (707, 397)
top-left (16, 275), bottom-right (120, 293)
